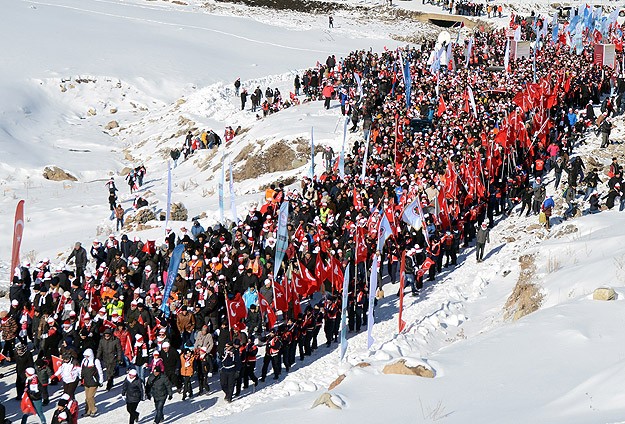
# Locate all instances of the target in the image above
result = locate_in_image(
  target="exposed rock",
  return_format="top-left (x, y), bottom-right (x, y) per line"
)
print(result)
top-left (170, 202), bottom-right (188, 221)
top-left (328, 374), bottom-right (345, 390)
top-left (311, 392), bottom-right (342, 410)
top-left (105, 121), bottom-right (119, 130)
top-left (382, 359), bottom-right (435, 378)
top-left (110, 107), bottom-right (118, 114)
top-left (126, 207), bottom-right (155, 225)
top-left (120, 167), bottom-right (133, 176)
top-left (355, 362), bottom-right (370, 368)
top-left (504, 254), bottom-right (543, 320)
top-left (593, 287), bottom-right (617, 301)
top-left (60, 85), bottom-right (67, 93)
top-left (43, 166), bottom-right (77, 182)
top-left (87, 108), bottom-right (97, 116)
top-left (176, 98), bottom-right (186, 106)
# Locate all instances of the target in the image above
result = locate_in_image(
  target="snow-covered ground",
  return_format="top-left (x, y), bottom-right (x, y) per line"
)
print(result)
top-left (2, 0), bottom-right (625, 423)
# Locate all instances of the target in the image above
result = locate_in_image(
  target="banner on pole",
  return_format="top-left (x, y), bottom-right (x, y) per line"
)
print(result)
top-left (11, 200), bottom-right (25, 278)
top-left (273, 201), bottom-right (290, 279)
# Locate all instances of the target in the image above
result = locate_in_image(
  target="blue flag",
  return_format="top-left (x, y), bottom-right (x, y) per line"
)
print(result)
top-left (404, 55), bottom-right (411, 110)
top-left (340, 265), bottom-right (350, 361)
top-left (367, 255), bottom-right (379, 350)
top-left (165, 161), bottom-right (172, 229)
top-left (229, 161), bottom-right (237, 224)
top-left (160, 244), bottom-right (185, 318)
top-left (273, 201), bottom-right (289, 279)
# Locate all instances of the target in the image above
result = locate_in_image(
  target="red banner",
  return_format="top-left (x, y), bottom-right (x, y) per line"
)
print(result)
top-left (11, 200), bottom-right (25, 279)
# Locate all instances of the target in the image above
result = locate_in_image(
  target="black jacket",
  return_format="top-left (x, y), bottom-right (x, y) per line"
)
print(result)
top-left (145, 373), bottom-right (173, 401)
top-left (122, 376), bottom-right (144, 404)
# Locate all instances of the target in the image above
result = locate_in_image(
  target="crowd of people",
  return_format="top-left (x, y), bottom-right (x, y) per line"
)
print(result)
top-left (2, 7), bottom-right (625, 424)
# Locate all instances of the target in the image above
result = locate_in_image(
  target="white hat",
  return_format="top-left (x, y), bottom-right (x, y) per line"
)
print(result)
top-left (145, 265), bottom-right (152, 271)
top-left (162, 342), bottom-right (170, 348)
top-left (11, 299), bottom-right (18, 306)
top-left (25, 367), bottom-right (36, 377)
top-left (128, 369), bottom-right (137, 377)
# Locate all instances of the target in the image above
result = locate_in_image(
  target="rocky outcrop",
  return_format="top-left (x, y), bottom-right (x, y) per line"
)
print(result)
top-left (43, 166), bottom-right (77, 181)
top-left (382, 359), bottom-right (435, 378)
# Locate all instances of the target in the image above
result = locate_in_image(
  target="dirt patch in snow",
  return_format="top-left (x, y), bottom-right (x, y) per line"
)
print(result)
top-left (234, 138), bottom-right (308, 181)
top-left (504, 254), bottom-right (544, 321)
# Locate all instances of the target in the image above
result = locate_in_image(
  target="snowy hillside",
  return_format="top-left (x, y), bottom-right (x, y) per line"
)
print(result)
top-left (2, 1), bottom-right (625, 424)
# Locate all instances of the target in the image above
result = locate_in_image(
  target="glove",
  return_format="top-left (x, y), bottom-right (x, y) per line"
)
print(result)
top-left (168, 395), bottom-right (173, 401)
top-left (207, 373), bottom-right (213, 378)
top-left (146, 394), bottom-right (151, 400)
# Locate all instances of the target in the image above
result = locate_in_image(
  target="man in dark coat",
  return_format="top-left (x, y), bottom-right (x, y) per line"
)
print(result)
top-left (96, 329), bottom-right (122, 390)
top-left (121, 369), bottom-right (144, 424)
top-left (145, 367), bottom-right (173, 424)
top-left (66, 242), bottom-right (87, 283)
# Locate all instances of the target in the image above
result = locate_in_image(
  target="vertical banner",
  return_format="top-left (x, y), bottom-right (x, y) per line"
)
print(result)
top-left (165, 161), bottom-right (172, 229)
top-left (465, 36), bottom-right (473, 67)
top-left (338, 116), bottom-right (348, 179)
top-left (367, 255), bottom-right (379, 350)
top-left (310, 127), bottom-right (315, 179)
top-left (467, 85), bottom-right (477, 118)
top-left (160, 244), bottom-right (185, 318)
top-left (404, 54), bottom-right (412, 110)
top-left (11, 200), bottom-right (25, 278)
top-left (229, 161), bottom-right (237, 223)
top-left (354, 72), bottom-right (363, 98)
top-left (398, 252), bottom-right (406, 333)
top-left (503, 39), bottom-right (510, 73)
top-left (219, 154), bottom-right (225, 224)
top-left (273, 201), bottom-right (290, 279)
top-left (339, 265), bottom-right (350, 361)
top-left (360, 131), bottom-right (370, 182)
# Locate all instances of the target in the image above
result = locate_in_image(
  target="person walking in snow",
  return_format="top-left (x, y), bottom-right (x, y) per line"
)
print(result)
top-left (126, 171), bottom-right (136, 193)
top-left (322, 146), bottom-right (335, 171)
top-left (475, 222), bottom-right (490, 263)
top-left (234, 78), bottom-right (241, 97)
top-left (240, 88), bottom-right (248, 111)
top-left (115, 204), bottom-right (125, 231)
top-left (80, 348), bottom-right (103, 417)
top-left (121, 369), bottom-right (143, 424)
top-left (328, 15), bottom-right (334, 28)
top-left (145, 366), bottom-right (173, 424)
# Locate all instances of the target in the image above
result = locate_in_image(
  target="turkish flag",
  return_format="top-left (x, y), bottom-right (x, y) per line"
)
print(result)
top-left (355, 228), bottom-right (368, 264)
top-left (21, 392), bottom-right (36, 415)
top-left (494, 125), bottom-right (508, 148)
top-left (273, 280), bottom-right (289, 312)
top-left (315, 254), bottom-right (329, 285)
top-left (226, 293), bottom-right (248, 328)
top-left (293, 295), bottom-right (302, 318)
top-left (123, 334), bottom-right (133, 360)
top-left (51, 355), bottom-right (63, 374)
top-left (329, 255), bottom-right (344, 293)
top-left (436, 96), bottom-right (447, 117)
top-left (258, 294), bottom-right (277, 329)
top-left (421, 257), bottom-right (436, 271)
top-left (293, 224), bottom-right (306, 243)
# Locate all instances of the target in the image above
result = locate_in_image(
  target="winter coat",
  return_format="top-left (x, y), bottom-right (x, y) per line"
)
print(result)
top-left (122, 376), bottom-right (144, 404)
top-left (145, 372), bottom-right (173, 401)
top-left (476, 227), bottom-right (490, 244)
top-left (180, 354), bottom-right (195, 377)
top-left (194, 331), bottom-right (214, 352)
top-left (80, 356), bottom-right (104, 387)
top-left (0, 316), bottom-right (18, 340)
top-left (67, 247), bottom-right (88, 268)
top-left (97, 336), bottom-right (122, 366)
top-left (176, 312), bottom-right (195, 333)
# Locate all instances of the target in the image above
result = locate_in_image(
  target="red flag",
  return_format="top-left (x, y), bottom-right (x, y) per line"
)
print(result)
top-left (137, 315), bottom-right (144, 326)
top-left (421, 257), bottom-right (436, 271)
top-left (21, 392), bottom-right (36, 415)
top-left (51, 355), bottom-right (63, 374)
top-left (293, 224), bottom-right (305, 243)
top-left (147, 325), bottom-right (156, 342)
top-left (123, 335), bottom-right (133, 360)
top-left (226, 293), bottom-right (248, 328)
top-left (102, 320), bottom-right (117, 331)
top-left (315, 254), bottom-right (329, 285)
top-left (355, 228), bottom-right (368, 264)
top-left (494, 125), bottom-right (508, 148)
top-left (292, 271), bottom-right (309, 297)
top-left (0, 353), bottom-right (6, 361)
top-left (436, 96), bottom-right (447, 117)
top-left (10, 200), bottom-right (25, 279)
top-left (272, 280), bottom-right (289, 312)
top-left (258, 294), bottom-right (277, 329)
top-left (293, 295), bottom-right (302, 318)
top-left (329, 255), bottom-right (344, 292)
top-left (398, 252), bottom-right (406, 333)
